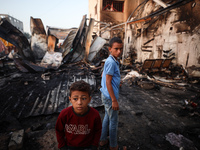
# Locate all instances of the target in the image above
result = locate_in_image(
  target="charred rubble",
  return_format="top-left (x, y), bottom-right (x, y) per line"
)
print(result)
top-left (0, 15), bottom-right (109, 149)
top-left (0, 0), bottom-right (200, 149)
top-left (0, 15), bottom-right (111, 119)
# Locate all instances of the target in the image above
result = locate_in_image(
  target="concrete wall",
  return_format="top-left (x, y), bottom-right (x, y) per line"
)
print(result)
top-left (88, 0), bottom-right (100, 21)
top-left (127, 0), bottom-right (200, 68)
top-left (100, 11), bottom-right (124, 23)
top-left (88, 0), bottom-right (200, 68)
top-left (89, 0), bottom-right (125, 38)
top-left (88, 0), bottom-right (101, 34)
top-left (124, 0), bottom-right (144, 21)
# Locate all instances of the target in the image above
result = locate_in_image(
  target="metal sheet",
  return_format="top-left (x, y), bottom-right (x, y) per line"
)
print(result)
top-left (47, 35), bottom-right (57, 52)
top-left (0, 38), bottom-right (6, 58)
top-left (88, 36), bottom-right (106, 62)
top-left (47, 26), bottom-right (76, 40)
top-left (85, 18), bottom-right (95, 61)
top-left (30, 17), bottom-right (46, 35)
top-left (152, 59), bottom-right (163, 69)
top-left (63, 15), bottom-right (87, 63)
top-left (30, 17), bottom-right (47, 61)
top-left (162, 59), bottom-right (172, 68)
top-left (0, 18), bottom-right (35, 62)
top-left (141, 59), bottom-right (155, 70)
top-left (13, 58), bottom-right (47, 72)
top-left (0, 68), bottom-right (102, 119)
top-left (61, 29), bottom-right (77, 58)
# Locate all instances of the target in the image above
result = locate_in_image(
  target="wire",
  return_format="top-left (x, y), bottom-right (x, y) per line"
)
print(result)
top-left (127, 0), bottom-right (149, 22)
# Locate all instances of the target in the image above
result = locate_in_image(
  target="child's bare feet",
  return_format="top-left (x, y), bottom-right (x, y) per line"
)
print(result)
top-left (99, 140), bottom-right (109, 150)
top-left (109, 145), bottom-right (118, 150)
top-left (123, 146), bottom-right (127, 150)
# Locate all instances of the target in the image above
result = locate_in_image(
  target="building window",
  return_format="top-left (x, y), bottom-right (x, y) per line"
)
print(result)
top-left (103, 0), bottom-right (124, 12)
top-left (113, 1), bottom-right (124, 12)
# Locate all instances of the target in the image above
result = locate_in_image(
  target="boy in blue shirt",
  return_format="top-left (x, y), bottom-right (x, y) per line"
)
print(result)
top-left (100, 37), bottom-right (123, 150)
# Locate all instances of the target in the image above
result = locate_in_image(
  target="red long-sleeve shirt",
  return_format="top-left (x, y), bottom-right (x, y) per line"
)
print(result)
top-left (55, 106), bottom-right (102, 149)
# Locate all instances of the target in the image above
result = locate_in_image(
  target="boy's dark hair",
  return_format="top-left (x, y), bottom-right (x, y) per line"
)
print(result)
top-left (109, 37), bottom-right (122, 47)
top-left (69, 80), bottom-right (91, 96)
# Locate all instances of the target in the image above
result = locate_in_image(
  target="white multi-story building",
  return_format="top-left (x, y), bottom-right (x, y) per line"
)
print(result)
top-left (0, 14), bottom-right (23, 32)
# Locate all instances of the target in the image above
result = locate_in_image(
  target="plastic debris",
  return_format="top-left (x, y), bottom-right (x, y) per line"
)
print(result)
top-left (165, 132), bottom-right (198, 150)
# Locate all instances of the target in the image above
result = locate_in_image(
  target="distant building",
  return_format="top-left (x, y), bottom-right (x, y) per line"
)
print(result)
top-left (0, 14), bottom-right (24, 32)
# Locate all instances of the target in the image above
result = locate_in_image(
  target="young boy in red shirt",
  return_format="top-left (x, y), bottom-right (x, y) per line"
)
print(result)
top-left (55, 80), bottom-right (102, 150)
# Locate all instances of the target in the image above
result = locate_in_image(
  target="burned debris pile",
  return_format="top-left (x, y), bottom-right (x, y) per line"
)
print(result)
top-left (0, 15), bottom-right (111, 121)
top-left (121, 53), bottom-right (200, 91)
top-left (178, 94), bottom-right (200, 118)
top-left (1, 13), bottom-right (200, 120)
top-left (0, 62), bottom-right (101, 119)
top-left (121, 60), bottom-right (200, 120)
top-left (0, 0), bottom-right (200, 149)
top-left (0, 14), bottom-right (111, 149)
top-left (0, 15), bottom-right (109, 74)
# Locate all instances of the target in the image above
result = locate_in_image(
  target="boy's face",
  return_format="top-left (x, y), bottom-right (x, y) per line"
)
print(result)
top-left (109, 42), bottom-right (123, 59)
top-left (69, 90), bottom-right (91, 115)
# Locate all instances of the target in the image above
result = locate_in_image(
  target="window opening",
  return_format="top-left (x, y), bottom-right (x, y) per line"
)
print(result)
top-left (103, 0), bottom-right (124, 12)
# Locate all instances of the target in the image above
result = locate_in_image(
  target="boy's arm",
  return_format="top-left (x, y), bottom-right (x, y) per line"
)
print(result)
top-left (91, 114), bottom-right (102, 149)
top-left (106, 74), bottom-right (119, 110)
top-left (55, 114), bottom-right (67, 149)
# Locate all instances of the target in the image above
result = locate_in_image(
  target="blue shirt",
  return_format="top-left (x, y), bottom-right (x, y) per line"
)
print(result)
top-left (100, 55), bottom-right (121, 100)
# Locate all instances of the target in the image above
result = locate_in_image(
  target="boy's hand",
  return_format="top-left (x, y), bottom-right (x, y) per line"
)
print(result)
top-left (120, 80), bottom-right (123, 87)
top-left (112, 101), bottom-right (119, 110)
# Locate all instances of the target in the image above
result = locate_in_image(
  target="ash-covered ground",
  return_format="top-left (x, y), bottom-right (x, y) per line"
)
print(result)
top-left (0, 72), bottom-right (200, 150)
